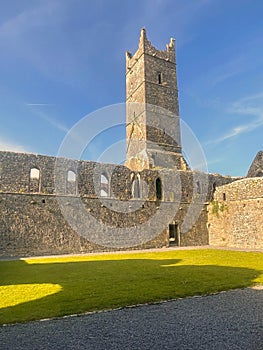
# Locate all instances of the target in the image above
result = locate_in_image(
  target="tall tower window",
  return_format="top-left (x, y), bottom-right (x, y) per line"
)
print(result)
top-left (156, 177), bottom-right (162, 200)
top-left (157, 72), bottom-right (162, 84)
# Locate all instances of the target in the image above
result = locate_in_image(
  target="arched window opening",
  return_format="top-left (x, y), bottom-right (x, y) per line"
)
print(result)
top-left (30, 168), bottom-right (40, 179)
top-left (67, 170), bottom-right (77, 195)
top-left (132, 174), bottom-right (140, 198)
top-left (67, 170), bottom-right (76, 182)
top-left (29, 168), bottom-right (40, 193)
top-left (100, 173), bottom-right (109, 197)
top-left (156, 177), bottom-right (162, 200)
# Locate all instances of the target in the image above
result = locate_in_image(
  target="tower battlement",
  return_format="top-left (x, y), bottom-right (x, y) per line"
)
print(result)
top-left (126, 28), bottom-right (176, 68)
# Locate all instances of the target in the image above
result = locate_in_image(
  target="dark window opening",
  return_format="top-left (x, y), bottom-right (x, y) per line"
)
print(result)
top-left (212, 182), bottom-right (216, 192)
top-left (158, 73), bottom-right (162, 84)
top-left (223, 193), bottom-right (226, 201)
top-left (156, 177), bottom-right (162, 200)
top-left (42, 199), bottom-right (46, 204)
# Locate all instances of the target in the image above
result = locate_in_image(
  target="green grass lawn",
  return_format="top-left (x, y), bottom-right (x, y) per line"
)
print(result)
top-left (0, 249), bottom-right (262, 324)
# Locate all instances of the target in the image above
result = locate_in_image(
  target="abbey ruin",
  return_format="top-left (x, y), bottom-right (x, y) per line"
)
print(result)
top-left (0, 29), bottom-right (262, 257)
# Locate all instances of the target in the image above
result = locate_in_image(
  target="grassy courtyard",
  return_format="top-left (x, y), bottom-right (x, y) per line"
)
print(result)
top-left (0, 249), bottom-right (262, 324)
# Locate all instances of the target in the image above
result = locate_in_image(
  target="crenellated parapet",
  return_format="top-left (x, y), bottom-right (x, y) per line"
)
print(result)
top-left (126, 28), bottom-right (176, 73)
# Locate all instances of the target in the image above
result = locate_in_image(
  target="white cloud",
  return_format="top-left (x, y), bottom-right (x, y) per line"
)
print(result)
top-left (0, 138), bottom-right (28, 153)
top-left (207, 92), bottom-right (263, 145)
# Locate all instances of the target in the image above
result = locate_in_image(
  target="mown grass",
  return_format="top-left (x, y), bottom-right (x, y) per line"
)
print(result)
top-left (0, 249), bottom-right (262, 324)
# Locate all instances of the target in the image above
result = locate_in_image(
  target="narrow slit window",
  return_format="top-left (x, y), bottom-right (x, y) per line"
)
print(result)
top-left (156, 177), bottom-right (162, 200)
top-left (158, 73), bottom-right (162, 84)
top-left (132, 174), bottom-right (140, 198)
top-left (196, 181), bottom-right (201, 194)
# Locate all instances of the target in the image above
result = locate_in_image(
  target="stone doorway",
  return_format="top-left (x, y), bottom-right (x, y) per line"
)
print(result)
top-left (169, 223), bottom-right (179, 246)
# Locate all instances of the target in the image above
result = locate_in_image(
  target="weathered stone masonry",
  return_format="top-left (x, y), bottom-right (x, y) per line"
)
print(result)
top-left (0, 151), bottom-right (234, 256)
top-left (208, 177), bottom-right (263, 249)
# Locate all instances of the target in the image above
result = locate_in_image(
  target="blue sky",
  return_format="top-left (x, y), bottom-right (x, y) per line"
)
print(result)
top-left (0, 0), bottom-right (262, 176)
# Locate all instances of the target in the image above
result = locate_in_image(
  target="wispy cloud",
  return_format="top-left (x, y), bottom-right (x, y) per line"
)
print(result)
top-left (39, 114), bottom-right (69, 134)
top-left (25, 103), bottom-right (69, 133)
top-left (207, 92), bottom-right (263, 145)
top-left (26, 103), bottom-right (53, 107)
top-left (37, 111), bottom-right (69, 133)
top-left (209, 54), bottom-right (248, 87)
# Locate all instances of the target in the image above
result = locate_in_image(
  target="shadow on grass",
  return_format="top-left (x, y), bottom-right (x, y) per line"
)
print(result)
top-left (0, 257), bottom-right (261, 324)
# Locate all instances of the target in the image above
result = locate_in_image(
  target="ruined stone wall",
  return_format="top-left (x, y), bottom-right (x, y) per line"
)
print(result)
top-left (208, 178), bottom-right (263, 249)
top-left (0, 151), bottom-right (237, 257)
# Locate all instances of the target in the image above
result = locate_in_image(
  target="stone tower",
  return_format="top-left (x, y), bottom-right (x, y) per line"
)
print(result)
top-left (125, 28), bottom-right (188, 171)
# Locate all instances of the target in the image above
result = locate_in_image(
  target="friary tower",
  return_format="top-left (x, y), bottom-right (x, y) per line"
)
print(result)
top-left (125, 28), bottom-right (188, 171)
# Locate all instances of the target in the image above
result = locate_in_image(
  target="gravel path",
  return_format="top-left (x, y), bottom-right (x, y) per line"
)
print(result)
top-left (1, 287), bottom-right (262, 350)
